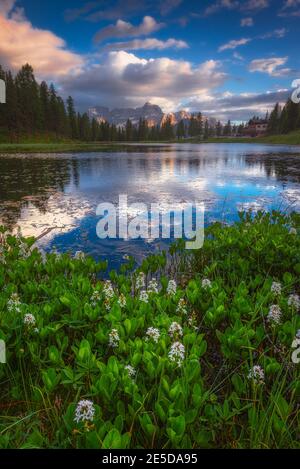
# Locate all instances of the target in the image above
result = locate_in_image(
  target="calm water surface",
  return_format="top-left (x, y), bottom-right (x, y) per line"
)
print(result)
top-left (1, 143), bottom-right (300, 269)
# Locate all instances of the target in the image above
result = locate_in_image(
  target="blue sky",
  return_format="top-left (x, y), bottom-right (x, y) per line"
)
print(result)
top-left (0, 0), bottom-right (299, 120)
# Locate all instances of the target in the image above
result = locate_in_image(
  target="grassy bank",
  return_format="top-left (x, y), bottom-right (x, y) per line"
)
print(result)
top-left (1, 130), bottom-right (300, 153)
top-left (0, 212), bottom-right (299, 449)
top-left (198, 130), bottom-right (300, 145)
top-left (0, 142), bottom-right (135, 154)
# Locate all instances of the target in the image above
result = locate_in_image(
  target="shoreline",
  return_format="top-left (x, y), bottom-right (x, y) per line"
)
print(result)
top-left (0, 135), bottom-right (300, 154)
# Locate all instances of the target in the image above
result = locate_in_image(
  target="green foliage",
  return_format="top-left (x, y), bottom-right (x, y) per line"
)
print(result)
top-left (0, 212), bottom-right (299, 449)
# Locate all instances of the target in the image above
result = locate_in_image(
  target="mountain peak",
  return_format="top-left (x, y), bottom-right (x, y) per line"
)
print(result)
top-left (88, 102), bottom-right (214, 128)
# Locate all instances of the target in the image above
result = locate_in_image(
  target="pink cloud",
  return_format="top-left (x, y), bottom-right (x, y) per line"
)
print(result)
top-left (0, 7), bottom-right (83, 79)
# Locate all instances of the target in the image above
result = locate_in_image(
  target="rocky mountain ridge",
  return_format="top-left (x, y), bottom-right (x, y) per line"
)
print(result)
top-left (88, 102), bottom-right (215, 128)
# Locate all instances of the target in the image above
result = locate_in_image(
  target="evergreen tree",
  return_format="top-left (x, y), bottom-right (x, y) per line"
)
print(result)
top-left (161, 116), bottom-right (174, 140)
top-left (196, 112), bottom-right (203, 137)
top-left (223, 120), bottom-right (232, 136)
top-left (267, 103), bottom-right (280, 134)
top-left (176, 120), bottom-right (185, 139)
top-left (4, 71), bottom-right (19, 140)
top-left (137, 118), bottom-right (148, 141)
top-left (15, 64), bottom-right (41, 134)
top-left (216, 120), bottom-right (222, 137)
top-left (125, 119), bottom-right (133, 141)
top-left (67, 96), bottom-right (78, 139)
top-left (203, 120), bottom-right (209, 140)
top-left (78, 113), bottom-right (91, 141)
top-left (39, 81), bottom-right (50, 132)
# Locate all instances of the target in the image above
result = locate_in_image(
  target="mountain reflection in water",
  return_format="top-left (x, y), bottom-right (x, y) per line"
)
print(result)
top-left (1, 143), bottom-right (300, 269)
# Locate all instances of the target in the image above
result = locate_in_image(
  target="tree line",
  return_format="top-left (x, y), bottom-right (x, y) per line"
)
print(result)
top-left (0, 63), bottom-right (246, 142)
top-left (267, 97), bottom-right (300, 135)
top-left (1, 63), bottom-right (299, 143)
top-left (0, 63), bottom-right (94, 142)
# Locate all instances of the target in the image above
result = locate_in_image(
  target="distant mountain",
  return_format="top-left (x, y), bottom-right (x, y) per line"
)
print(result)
top-left (88, 102), bottom-right (163, 127)
top-left (88, 102), bottom-right (216, 128)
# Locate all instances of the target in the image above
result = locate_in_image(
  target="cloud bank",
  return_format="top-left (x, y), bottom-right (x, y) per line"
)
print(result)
top-left (103, 38), bottom-right (188, 51)
top-left (0, 1), bottom-right (83, 79)
top-left (186, 89), bottom-right (290, 121)
top-left (94, 16), bottom-right (164, 43)
top-left (60, 51), bottom-right (227, 112)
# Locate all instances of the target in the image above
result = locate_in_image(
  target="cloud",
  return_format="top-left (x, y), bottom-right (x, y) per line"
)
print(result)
top-left (65, 0), bottom-right (181, 23)
top-left (203, 0), bottom-right (239, 16)
top-left (233, 51), bottom-right (244, 60)
top-left (65, 0), bottom-right (148, 22)
top-left (241, 17), bottom-right (254, 26)
top-left (203, 0), bottom-right (268, 16)
top-left (282, 0), bottom-right (300, 8)
top-left (241, 0), bottom-right (269, 11)
top-left (248, 57), bottom-right (292, 77)
top-left (219, 38), bottom-right (251, 51)
top-left (0, 0), bottom-right (15, 16)
top-left (186, 89), bottom-right (290, 121)
top-left (278, 0), bottom-right (300, 16)
top-left (60, 51), bottom-right (227, 112)
top-left (0, 4), bottom-right (83, 79)
top-left (259, 28), bottom-right (287, 39)
top-left (103, 38), bottom-right (188, 51)
top-left (94, 16), bottom-right (164, 43)
top-left (219, 28), bottom-right (288, 52)
top-left (159, 0), bottom-right (182, 15)
top-left (278, 9), bottom-right (300, 16)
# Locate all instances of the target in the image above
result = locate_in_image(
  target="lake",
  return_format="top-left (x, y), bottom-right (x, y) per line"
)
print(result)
top-left (1, 143), bottom-right (300, 270)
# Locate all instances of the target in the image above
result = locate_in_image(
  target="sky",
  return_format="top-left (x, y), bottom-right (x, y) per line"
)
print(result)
top-left (0, 0), bottom-right (299, 121)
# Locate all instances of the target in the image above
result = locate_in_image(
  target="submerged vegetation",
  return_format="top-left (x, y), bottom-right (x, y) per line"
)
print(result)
top-left (0, 212), bottom-right (299, 449)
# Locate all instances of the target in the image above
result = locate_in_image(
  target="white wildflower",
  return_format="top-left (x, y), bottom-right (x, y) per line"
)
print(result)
top-left (248, 365), bottom-right (265, 385)
top-left (167, 279), bottom-right (177, 296)
top-left (271, 281), bottom-right (282, 296)
top-left (74, 399), bottom-right (95, 424)
top-left (103, 280), bottom-right (114, 299)
top-left (24, 313), bottom-right (36, 326)
top-left (202, 278), bottom-right (212, 290)
top-left (145, 327), bottom-right (160, 343)
top-left (148, 278), bottom-right (159, 294)
top-left (187, 312), bottom-right (198, 329)
top-left (136, 272), bottom-right (145, 290)
top-left (168, 341), bottom-right (185, 366)
top-left (168, 321), bottom-right (183, 339)
top-left (18, 239), bottom-right (31, 259)
top-left (51, 247), bottom-right (61, 260)
top-left (123, 254), bottom-right (130, 260)
top-left (176, 298), bottom-right (187, 315)
top-left (125, 365), bottom-right (136, 378)
top-left (38, 248), bottom-right (47, 265)
top-left (288, 294), bottom-right (300, 311)
top-left (0, 246), bottom-right (6, 264)
top-left (7, 293), bottom-right (21, 313)
top-left (90, 290), bottom-right (101, 307)
top-left (139, 290), bottom-right (149, 303)
top-left (118, 293), bottom-right (127, 308)
top-left (104, 298), bottom-right (111, 311)
top-left (267, 304), bottom-right (282, 325)
top-left (74, 250), bottom-right (85, 260)
top-left (289, 227), bottom-right (297, 235)
top-left (108, 328), bottom-right (120, 348)
top-left (296, 329), bottom-right (300, 339)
